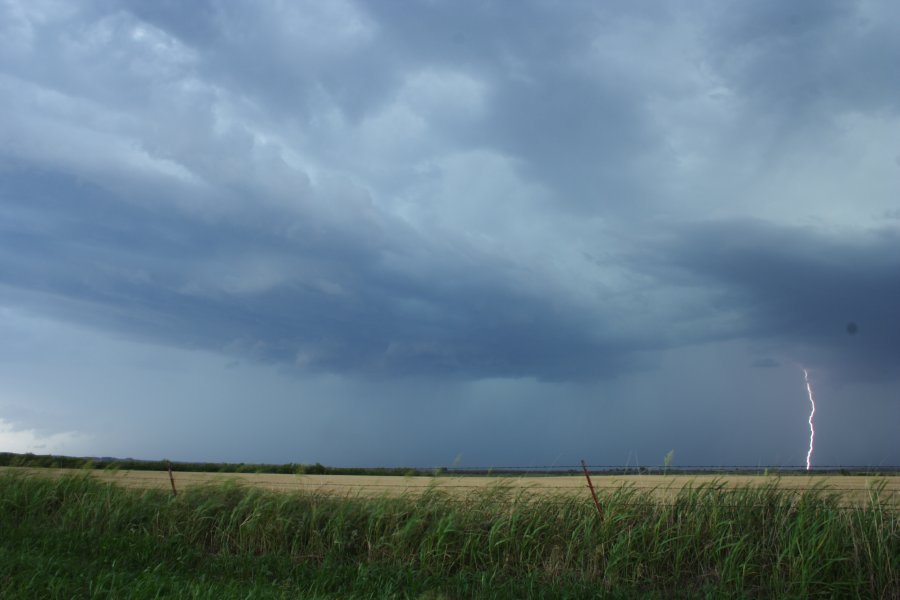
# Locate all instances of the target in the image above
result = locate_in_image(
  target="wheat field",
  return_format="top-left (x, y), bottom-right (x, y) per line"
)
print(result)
top-left (3, 466), bottom-right (896, 506)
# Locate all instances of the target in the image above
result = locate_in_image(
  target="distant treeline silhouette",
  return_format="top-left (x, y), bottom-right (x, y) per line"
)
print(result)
top-left (2, 452), bottom-right (896, 476)
top-left (0, 452), bottom-right (421, 476)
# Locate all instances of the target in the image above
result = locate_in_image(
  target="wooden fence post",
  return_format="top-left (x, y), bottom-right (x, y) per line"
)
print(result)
top-left (167, 460), bottom-right (177, 497)
top-left (581, 459), bottom-right (603, 521)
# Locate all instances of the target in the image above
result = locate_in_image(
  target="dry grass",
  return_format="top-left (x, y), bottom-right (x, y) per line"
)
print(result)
top-left (2, 466), bottom-right (896, 506)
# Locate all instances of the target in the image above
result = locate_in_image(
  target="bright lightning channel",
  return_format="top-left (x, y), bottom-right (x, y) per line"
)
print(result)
top-left (803, 369), bottom-right (816, 471)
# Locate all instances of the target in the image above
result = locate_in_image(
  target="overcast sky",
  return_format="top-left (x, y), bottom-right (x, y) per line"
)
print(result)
top-left (1, 0), bottom-right (898, 468)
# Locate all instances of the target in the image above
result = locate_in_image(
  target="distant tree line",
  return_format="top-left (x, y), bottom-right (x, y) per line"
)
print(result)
top-left (3, 452), bottom-right (890, 476)
top-left (0, 452), bottom-right (421, 477)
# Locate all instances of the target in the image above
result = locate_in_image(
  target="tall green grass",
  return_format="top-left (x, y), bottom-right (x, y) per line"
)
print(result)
top-left (0, 472), bottom-right (896, 599)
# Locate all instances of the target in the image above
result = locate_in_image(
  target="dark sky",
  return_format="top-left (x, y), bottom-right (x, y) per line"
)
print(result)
top-left (1, 0), bottom-right (898, 467)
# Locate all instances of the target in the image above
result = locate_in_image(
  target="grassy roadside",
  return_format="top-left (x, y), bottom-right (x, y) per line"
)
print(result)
top-left (0, 471), bottom-right (896, 599)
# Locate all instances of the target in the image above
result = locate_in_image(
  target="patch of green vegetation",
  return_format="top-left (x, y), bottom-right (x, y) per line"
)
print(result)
top-left (2, 472), bottom-right (897, 598)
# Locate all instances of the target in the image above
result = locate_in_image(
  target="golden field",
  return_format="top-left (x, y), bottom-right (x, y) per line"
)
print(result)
top-left (2, 466), bottom-right (896, 506)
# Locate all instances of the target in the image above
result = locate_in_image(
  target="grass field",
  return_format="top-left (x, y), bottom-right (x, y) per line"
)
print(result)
top-left (2, 466), bottom-right (898, 506)
top-left (1, 469), bottom-right (897, 599)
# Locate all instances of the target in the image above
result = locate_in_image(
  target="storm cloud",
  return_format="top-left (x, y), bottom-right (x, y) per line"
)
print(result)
top-left (1, 0), bottom-right (897, 466)
top-left (659, 220), bottom-right (900, 382)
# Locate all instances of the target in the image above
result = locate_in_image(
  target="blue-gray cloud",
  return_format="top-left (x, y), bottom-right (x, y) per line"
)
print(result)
top-left (1, 0), bottom-right (899, 465)
top-left (709, 0), bottom-right (900, 120)
top-left (2, 0), bottom-right (898, 381)
top-left (657, 219), bottom-right (900, 382)
top-left (0, 163), bottom-right (643, 380)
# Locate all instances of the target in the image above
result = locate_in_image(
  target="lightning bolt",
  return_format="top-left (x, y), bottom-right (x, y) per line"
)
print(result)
top-left (803, 368), bottom-right (816, 471)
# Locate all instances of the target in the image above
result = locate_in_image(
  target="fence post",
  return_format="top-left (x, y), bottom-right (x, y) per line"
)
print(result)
top-left (167, 460), bottom-right (177, 497)
top-left (581, 459), bottom-right (603, 521)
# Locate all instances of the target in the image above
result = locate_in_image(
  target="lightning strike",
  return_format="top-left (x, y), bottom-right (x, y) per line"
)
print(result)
top-left (803, 369), bottom-right (816, 471)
